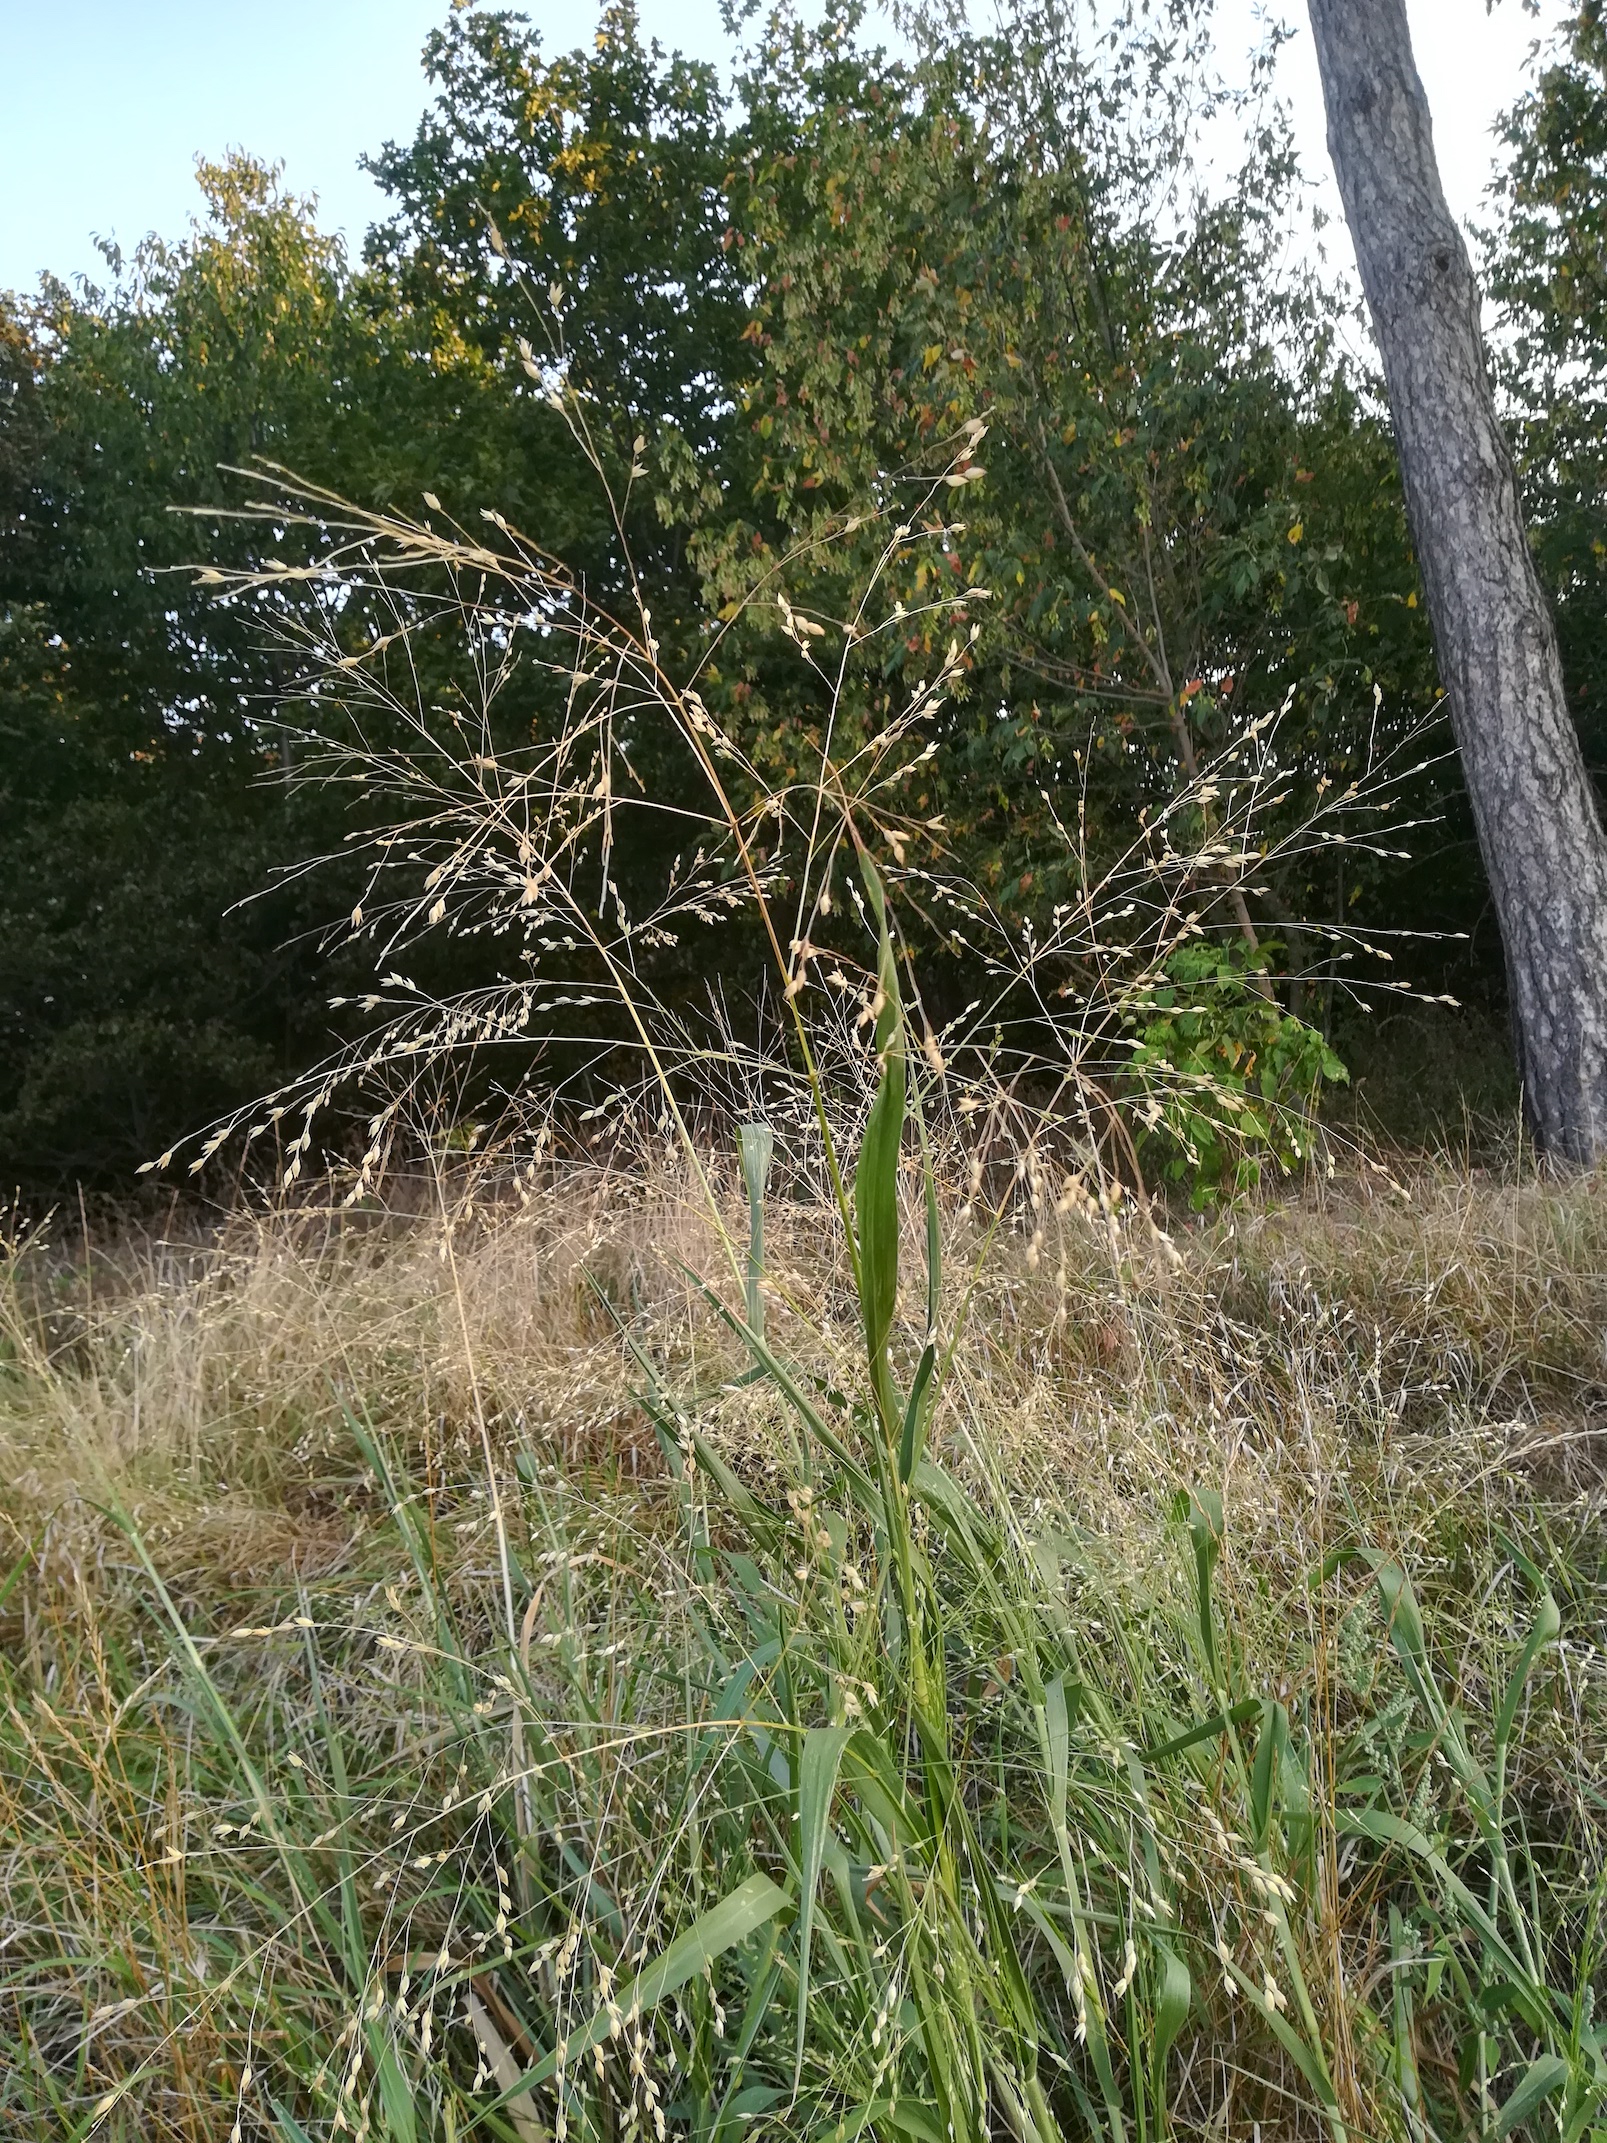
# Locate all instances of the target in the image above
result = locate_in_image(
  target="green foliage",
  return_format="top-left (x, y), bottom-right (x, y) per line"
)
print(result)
top-left (364, 1), bottom-right (746, 469)
top-left (674, 5), bottom-right (1444, 953)
top-left (0, 167), bottom-right (366, 1176)
top-left (0, 153), bottom-right (603, 1182)
top-left (10, 0), bottom-right (1607, 1186)
top-left (361, 1), bottom-right (1452, 998)
top-left (0, 587), bottom-right (312, 1176)
top-left (1123, 942), bottom-right (1349, 1205)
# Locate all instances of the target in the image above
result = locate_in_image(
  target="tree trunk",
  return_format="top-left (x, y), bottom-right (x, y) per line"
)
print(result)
top-left (1306, 0), bottom-right (1607, 1161)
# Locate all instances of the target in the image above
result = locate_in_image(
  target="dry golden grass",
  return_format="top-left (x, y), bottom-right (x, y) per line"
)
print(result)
top-left (6, 1150), bottom-right (1604, 1586)
top-left (2, 1151), bottom-right (1604, 2142)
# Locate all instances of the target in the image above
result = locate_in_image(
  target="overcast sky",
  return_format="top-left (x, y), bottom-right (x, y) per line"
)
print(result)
top-left (0, 0), bottom-right (1572, 298)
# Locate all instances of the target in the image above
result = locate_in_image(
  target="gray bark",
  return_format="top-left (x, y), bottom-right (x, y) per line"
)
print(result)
top-left (1307, 0), bottom-right (1607, 1161)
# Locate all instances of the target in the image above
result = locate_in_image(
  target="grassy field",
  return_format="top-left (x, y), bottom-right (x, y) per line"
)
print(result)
top-left (2, 1132), bottom-right (1604, 2143)
top-left (3, 460), bottom-right (1604, 2141)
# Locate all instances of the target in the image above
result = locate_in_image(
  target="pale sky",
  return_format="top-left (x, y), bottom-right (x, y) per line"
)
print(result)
top-left (0, 0), bottom-right (1574, 298)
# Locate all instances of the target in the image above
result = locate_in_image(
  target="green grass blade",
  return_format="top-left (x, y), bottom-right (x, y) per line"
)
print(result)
top-left (1495, 2053), bottom-right (1570, 2137)
top-left (1044, 1672), bottom-right (1071, 1837)
top-left (739, 1121), bottom-right (775, 1340)
top-left (1151, 1940), bottom-right (1192, 2088)
top-left (371, 2044), bottom-right (418, 2143)
top-left (1220, 1951), bottom-right (1340, 2111)
top-left (1250, 1699), bottom-right (1289, 1848)
top-left (521, 1873), bottom-right (792, 2091)
top-left (0, 1530), bottom-right (42, 1618)
top-left (1336, 1809), bottom-right (1534, 1984)
top-left (853, 853), bottom-right (907, 1386)
top-left (898, 1341), bottom-right (937, 1484)
top-left (1389, 1906), bottom-right (1430, 2143)
top-left (1141, 1697), bottom-right (1261, 1764)
top-left (1364, 1555), bottom-right (1431, 1698)
top-left (678, 1263), bottom-right (879, 1504)
top-left (1495, 1592), bottom-right (1560, 1765)
top-left (1183, 1488), bottom-right (1225, 1686)
top-left (794, 1725), bottom-right (854, 2079)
